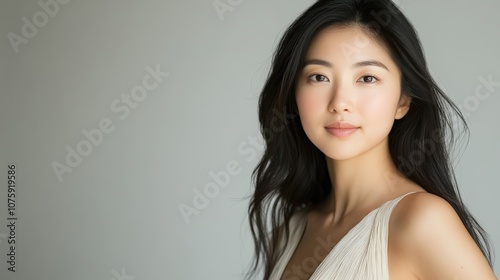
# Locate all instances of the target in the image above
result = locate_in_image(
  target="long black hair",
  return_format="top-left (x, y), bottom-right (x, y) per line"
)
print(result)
top-left (246, 0), bottom-right (494, 279)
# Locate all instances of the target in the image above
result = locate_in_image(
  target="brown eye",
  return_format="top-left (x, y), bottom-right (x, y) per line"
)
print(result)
top-left (358, 75), bottom-right (378, 83)
top-left (308, 74), bottom-right (329, 83)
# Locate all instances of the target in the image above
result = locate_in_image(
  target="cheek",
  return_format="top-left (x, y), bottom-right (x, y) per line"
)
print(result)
top-left (357, 91), bottom-right (400, 129)
top-left (296, 91), bottom-right (327, 140)
top-left (296, 91), bottom-right (326, 118)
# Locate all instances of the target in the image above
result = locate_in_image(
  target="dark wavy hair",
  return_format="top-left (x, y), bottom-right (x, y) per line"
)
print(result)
top-left (245, 0), bottom-right (494, 279)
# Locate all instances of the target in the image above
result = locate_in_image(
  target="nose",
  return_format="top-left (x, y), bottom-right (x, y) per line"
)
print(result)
top-left (328, 81), bottom-right (353, 113)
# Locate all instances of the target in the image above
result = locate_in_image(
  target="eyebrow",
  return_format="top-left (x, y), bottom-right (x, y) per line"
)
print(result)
top-left (303, 59), bottom-right (390, 71)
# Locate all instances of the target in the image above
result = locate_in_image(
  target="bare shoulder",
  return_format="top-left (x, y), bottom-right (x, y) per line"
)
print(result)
top-left (390, 192), bottom-right (458, 230)
top-left (388, 192), bottom-right (496, 280)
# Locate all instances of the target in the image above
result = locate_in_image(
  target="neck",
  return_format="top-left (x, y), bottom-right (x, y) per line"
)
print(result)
top-left (320, 137), bottom-right (406, 219)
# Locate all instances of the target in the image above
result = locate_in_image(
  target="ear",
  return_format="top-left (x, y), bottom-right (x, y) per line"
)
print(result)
top-left (395, 94), bottom-right (411, 120)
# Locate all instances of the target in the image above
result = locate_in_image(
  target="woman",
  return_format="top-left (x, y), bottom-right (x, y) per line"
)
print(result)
top-left (246, 0), bottom-right (496, 279)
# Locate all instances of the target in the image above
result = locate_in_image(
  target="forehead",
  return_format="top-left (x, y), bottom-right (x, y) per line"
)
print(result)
top-left (305, 25), bottom-right (398, 70)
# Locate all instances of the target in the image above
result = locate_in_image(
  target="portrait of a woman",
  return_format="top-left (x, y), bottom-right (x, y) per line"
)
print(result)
top-left (246, 0), bottom-right (497, 279)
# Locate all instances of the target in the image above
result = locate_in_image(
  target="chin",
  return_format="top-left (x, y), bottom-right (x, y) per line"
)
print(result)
top-left (325, 155), bottom-right (358, 161)
top-left (321, 149), bottom-right (362, 161)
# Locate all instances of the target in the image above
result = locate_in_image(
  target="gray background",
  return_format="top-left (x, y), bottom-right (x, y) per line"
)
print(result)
top-left (0, 0), bottom-right (498, 279)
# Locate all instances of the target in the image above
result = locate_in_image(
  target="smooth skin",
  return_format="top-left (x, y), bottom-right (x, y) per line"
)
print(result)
top-left (280, 26), bottom-right (497, 279)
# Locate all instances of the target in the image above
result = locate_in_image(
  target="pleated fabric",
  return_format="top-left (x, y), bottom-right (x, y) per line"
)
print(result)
top-left (269, 192), bottom-right (416, 280)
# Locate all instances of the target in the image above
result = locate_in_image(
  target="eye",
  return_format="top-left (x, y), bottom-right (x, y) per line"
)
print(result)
top-left (308, 74), bottom-right (330, 83)
top-left (357, 75), bottom-right (379, 83)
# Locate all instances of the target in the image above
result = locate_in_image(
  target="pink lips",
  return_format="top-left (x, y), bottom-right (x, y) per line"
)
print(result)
top-left (325, 122), bottom-right (359, 137)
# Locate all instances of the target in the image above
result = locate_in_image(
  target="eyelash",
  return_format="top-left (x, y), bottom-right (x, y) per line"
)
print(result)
top-left (358, 75), bottom-right (379, 83)
top-left (307, 74), bottom-right (380, 84)
top-left (308, 74), bottom-right (329, 83)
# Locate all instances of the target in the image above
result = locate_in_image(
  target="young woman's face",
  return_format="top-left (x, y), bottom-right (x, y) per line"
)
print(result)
top-left (295, 25), bottom-right (410, 161)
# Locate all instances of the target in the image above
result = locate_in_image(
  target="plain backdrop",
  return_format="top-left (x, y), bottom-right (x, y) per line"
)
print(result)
top-left (0, 0), bottom-right (498, 279)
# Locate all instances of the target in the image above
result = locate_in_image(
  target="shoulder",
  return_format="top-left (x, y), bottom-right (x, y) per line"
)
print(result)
top-left (390, 192), bottom-right (457, 231)
top-left (271, 208), bottom-right (308, 248)
top-left (388, 192), bottom-right (496, 279)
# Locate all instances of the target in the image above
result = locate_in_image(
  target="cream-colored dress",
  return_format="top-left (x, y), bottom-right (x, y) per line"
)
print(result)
top-left (269, 192), bottom-right (416, 280)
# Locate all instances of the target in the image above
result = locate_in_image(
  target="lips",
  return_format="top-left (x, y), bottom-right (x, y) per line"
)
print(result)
top-left (325, 122), bottom-right (359, 137)
top-left (325, 122), bottom-right (359, 129)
